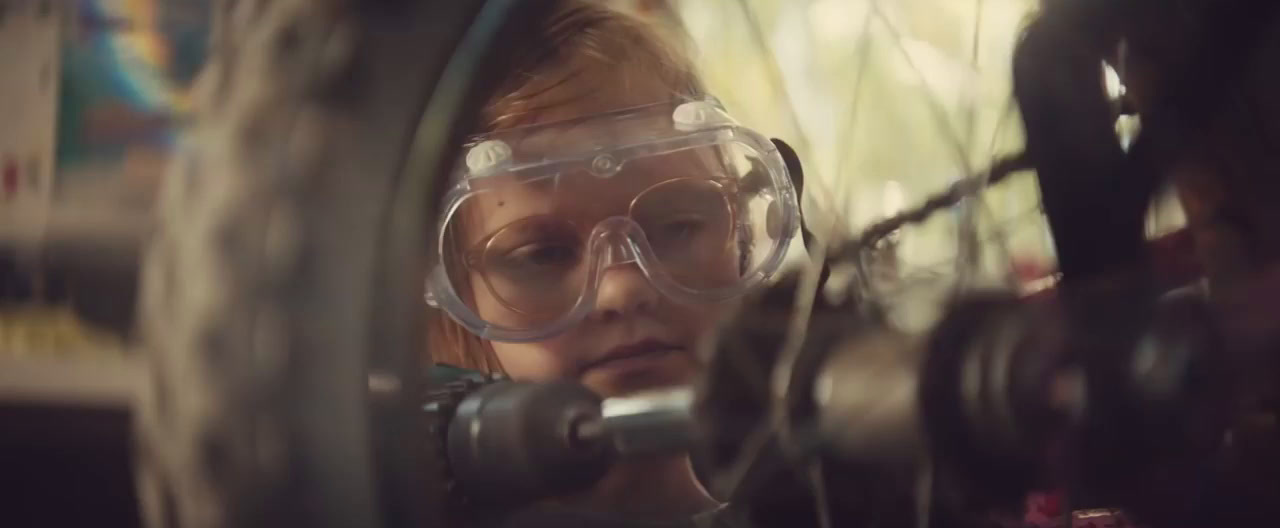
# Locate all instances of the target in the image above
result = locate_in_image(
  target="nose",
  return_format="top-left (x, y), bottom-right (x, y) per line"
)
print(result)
top-left (591, 262), bottom-right (661, 323)
top-left (588, 219), bottom-right (661, 322)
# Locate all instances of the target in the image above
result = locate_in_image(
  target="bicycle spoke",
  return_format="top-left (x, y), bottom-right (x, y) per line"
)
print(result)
top-left (869, 0), bottom-right (973, 179)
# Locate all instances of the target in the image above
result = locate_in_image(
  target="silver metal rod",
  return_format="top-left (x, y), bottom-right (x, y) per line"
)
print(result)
top-left (594, 386), bottom-right (697, 457)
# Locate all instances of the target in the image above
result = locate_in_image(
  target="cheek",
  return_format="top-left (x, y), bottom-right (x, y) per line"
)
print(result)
top-left (490, 341), bottom-right (572, 382)
top-left (469, 272), bottom-right (522, 329)
top-left (470, 272), bottom-right (501, 317)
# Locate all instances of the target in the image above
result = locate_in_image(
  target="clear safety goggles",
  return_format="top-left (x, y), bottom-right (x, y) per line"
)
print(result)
top-left (424, 98), bottom-right (800, 343)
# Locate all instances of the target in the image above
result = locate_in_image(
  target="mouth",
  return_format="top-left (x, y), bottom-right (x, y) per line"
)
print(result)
top-left (579, 339), bottom-right (684, 375)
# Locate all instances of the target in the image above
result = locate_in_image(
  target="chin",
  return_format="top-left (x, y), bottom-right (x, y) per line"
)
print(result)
top-left (581, 351), bottom-right (698, 397)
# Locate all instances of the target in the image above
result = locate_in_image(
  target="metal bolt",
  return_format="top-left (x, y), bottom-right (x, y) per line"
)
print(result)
top-left (592, 154), bottom-right (619, 177)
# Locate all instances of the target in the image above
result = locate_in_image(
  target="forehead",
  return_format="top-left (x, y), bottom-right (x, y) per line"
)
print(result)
top-left (463, 147), bottom-right (723, 229)
top-left (498, 94), bottom-right (683, 159)
top-left (459, 70), bottom-right (713, 236)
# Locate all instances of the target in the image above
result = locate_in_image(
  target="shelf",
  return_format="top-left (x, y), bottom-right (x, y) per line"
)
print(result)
top-left (0, 204), bottom-right (152, 254)
top-left (0, 355), bottom-right (143, 410)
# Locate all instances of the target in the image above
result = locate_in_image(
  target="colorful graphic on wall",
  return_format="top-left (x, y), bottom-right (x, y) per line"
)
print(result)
top-left (56, 0), bottom-right (209, 197)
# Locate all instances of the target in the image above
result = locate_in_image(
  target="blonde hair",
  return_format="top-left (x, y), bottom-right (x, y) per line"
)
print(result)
top-left (426, 0), bottom-right (707, 372)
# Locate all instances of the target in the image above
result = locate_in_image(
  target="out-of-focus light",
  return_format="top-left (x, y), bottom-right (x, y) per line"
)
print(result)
top-left (1116, 114), bottom-right (1142, 151)
top-left (1146, 186), bottom-right (1187, 239)
top-left (883, 180), bottom-right (906, 216)
top-left (1103, 62), bottom-right (1126, 100)
top-left (808, 0), bottom-right (867, 43)
top-left (676, 0), bottom-right (715, 47)
top-left (894, 38), bottom-right (980, 102)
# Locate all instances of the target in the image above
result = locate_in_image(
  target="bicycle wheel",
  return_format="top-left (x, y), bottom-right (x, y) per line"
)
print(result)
top-left (132, 1), bottom-right (555, 526)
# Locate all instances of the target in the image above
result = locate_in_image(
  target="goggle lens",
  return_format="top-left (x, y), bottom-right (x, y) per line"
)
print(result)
top-left (451, 177), bottom-right (740, 328)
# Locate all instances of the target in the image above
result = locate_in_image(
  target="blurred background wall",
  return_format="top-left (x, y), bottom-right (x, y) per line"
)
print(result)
top-left (621, 0), bottom-right (1057, 287)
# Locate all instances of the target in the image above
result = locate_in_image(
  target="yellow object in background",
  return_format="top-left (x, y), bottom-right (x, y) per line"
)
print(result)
top-left (0, 305), bottom-right (126, 360)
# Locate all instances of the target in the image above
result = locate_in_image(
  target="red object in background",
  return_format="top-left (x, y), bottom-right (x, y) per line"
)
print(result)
top-left (2, 157), bottom-right (19, 198)
top-left (1037, 492), bottom-right (1064, 518)
top-left (1020, 492), bottom-right (1140, 528)
top-left (1014, 258), bottom-right (1056, 285)
top-left (1146, 228), bottom-right (1200, 289)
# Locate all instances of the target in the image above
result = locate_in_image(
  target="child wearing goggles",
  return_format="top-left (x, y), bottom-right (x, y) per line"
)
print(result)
top-left (425, 0), bottom-right (800, 521)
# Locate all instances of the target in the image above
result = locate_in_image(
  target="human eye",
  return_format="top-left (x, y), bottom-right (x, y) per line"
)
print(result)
top-left (486, 229), bottom-right (582, 278)
top-left (504, 241), bottom-right (579, 268)
top-left (647, 214), bottom-right (714, 248)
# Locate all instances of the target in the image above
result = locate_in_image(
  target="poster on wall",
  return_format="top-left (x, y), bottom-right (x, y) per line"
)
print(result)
top-left (1, 0), bottom-right (210, 242)
top-left (55, 0), bottom-right (209, 211)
